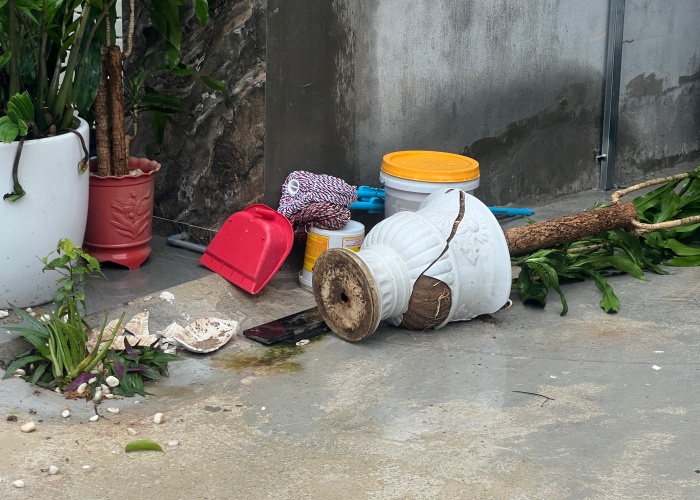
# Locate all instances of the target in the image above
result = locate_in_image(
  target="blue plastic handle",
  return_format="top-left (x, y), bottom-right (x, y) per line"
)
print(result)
top-left (350, 197), bottom-right (384, 214)
top-left (356, 186), bottom-right (385, 199)
top-left (487, 207), bottom-right (535, 216)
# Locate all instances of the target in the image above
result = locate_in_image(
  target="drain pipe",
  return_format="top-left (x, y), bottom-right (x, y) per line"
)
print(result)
top-left (598, 0), bottom-right (626, 190)
top-left (167, 234), bottom-right (207, 254)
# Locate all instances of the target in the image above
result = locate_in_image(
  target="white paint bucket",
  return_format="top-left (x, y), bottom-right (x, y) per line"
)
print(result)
top-left (299, 220), bottom-right (365, 292)
top-left (380, 151), bottom-right (480, 217)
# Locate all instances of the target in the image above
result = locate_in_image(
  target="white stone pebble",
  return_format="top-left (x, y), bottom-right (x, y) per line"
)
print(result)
top-left (13, 368), bottom-right (26, 377)
top-left (104, 394), bottom-right (115, 399)
top-left (20, 422), bottom-right (36, 433)
top-left (167, 440), bottom-right (179, 447)
top-left (93, 389), bottom-right (103, 402)
top-left (153, 413), bottom-right (165, 424)
top-left (107, 407), bottom-right (119, 414)
top-left (100, 384), bottom-right (109, 392)
top-left (48, 465), bottom-right (59, 475)
top-left (13, 479), bottom-right (25, 488)
top-left (0, 309), bottom-right (9, 318)
top-left (127, 428), bottom-right (137, 435)
top-left (77, 382), bottom-right (88, 394)
top-left (88, 415), bottom-right (99, 422)
top-left (105, 376), bottom-right (120, 387)
top-left (61, 410), bottom-right (71, 418)
top-left (88, 377), bottom-right (97, 384)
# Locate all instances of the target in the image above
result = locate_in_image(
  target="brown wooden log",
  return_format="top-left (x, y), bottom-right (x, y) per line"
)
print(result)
top-left (504, 202), bottom-right (638, 256)
top-left (95, 46), bottom-right (111, 177)
top-left (106, 45), bottom-right (128, 176)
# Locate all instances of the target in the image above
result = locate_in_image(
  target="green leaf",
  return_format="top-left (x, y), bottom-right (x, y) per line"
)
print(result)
top-left (666, 256), bottom-right (700, 267)
top-left (200, 75), bottom-right (226, 92)
top-left (0, 116), bottom-right (20, 143)
top-left (125, 440), bottom-right (164, 453)
top-left (0, 52), bottom-right (11, 71)
top-left (194, 0), bottom-right (209, 24)
top-left (584, 268), bottom-right (620, 313)
top-left (603, 253), bottom-right (647, 281)
top-left (661, 239), bottom-right (700, 256)
top-left (1, 355), bottom-right (48, 380)
top-left (12, 92), bottom-right (35, 122)
top-left (633, 179), bottom-right (683, 218)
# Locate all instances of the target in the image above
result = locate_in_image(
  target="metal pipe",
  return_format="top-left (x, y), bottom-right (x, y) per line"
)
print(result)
top-left (599, 0), bottom-right (626, 190)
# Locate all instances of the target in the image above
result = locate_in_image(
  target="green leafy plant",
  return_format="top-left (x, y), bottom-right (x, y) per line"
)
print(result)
top-left (1, 0), bottom-right (230, 193)
top-left (2, 239), bottom-right (122, 388)
top-left (104, 340), bottom-right (182, 397)
top-left (513, 167), bottom-right (700, 314)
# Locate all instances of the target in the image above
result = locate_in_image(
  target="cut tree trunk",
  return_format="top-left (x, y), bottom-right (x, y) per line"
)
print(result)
top-left (504, 202), bottom-right (638, 256)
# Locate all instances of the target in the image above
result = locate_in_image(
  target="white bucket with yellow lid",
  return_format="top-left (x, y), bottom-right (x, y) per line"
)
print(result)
top-left (379, 150), bottom-right (480, 217)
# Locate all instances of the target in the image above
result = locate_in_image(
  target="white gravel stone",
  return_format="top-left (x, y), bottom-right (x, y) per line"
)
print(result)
top-left (13, 368), bottom-right (26, 377)
top-left (61, 410), bottom-right (71, 418)
top-left (77, 382), bottom-right (88, 394)
top-left (105, 376), bottom-right (119, 387)
top-left (88, 415), bottom-right (99, 422)
top-left (100, 384), bottom-right (109, 391)
top-left (127, 428), bottom-right (137, 435)
top-left (107, 407), bottom-right (119, 414)
top-left (104, 394), bottom-right (115, 399)
top-left (13, 479), bottom-right (25, 488)
top-left (20, 422), bottom-right (36, 433)
top-left (48, 465), bottom-right (59, 475)
top-left (153, 413), bottom-right (165, 424)
top-left (88, 377), bottom-right (97, 384)
top-left (167, 440), bottom-right (179, 447)
top-left (93, 389), bottom-right (103, 402)
top-left (0, 309), bottom-right (9, 318)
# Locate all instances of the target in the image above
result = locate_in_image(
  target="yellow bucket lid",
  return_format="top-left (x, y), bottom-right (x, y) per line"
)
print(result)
top-left (381, 150), bottom-right (479, 182)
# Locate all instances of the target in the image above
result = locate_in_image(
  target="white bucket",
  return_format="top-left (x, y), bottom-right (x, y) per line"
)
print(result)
top-left (299, 220), bottom-right (365, 292)
top-left (380, 170), bottom-right (480, 217)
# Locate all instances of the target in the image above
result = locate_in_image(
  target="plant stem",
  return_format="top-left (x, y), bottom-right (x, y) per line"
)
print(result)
top-left (73, 0), bottom-right (119, 108)
top-left (52, 3), bottom-right (92, 123)
top-left (8, 0), bottom-right (20, 96)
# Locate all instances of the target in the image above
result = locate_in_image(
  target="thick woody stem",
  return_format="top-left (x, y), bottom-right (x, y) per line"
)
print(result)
top-left (95, 46), bottom-right (112, 176)
top-left (107, 45), bottom-right (128, 176)
top-left (504, 202), bottom-right (639, 257)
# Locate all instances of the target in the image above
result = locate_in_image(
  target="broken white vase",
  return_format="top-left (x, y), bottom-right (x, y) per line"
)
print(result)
top-left (313, 189), bottom-right (512, 341)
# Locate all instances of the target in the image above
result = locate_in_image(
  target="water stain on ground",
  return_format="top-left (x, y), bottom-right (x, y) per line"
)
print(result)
top-left (211, 345), bottom-right (303, 375)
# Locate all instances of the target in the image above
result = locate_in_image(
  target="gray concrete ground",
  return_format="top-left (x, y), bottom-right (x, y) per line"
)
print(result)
top-left (1, 164), bottom-right (699, 499)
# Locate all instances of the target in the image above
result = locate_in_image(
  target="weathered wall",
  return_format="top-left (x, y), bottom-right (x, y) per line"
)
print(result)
top-left (128, 0), bottom-right (266, 231)
top-left (615, 0), bottom-right (700, 184)
top-left (265, 0), bottom-right (700, 208)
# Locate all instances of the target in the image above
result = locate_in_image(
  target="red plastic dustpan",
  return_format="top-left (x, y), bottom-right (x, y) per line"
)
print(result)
top-left (200, 204), bottom-right (294, 294)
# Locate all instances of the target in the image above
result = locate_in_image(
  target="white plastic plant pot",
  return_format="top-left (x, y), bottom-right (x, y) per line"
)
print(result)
top-left (313, 188), bottom-right (512, 341)
top-left (0, 118), bottom-right (90, 308)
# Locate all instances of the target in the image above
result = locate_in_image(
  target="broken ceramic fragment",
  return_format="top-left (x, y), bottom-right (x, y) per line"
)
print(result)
top-left (171, 318), bottom-right (239, 353)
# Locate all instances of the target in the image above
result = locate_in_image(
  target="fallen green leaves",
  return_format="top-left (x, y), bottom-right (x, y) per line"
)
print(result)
top-left (125, 440), bottom-right (164, 453)
top-left (513, 166), bottom-right (700, 314)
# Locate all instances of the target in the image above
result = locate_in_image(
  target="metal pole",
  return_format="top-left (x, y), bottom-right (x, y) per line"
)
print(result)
top-left (598, 0), bottom-right (626, 190)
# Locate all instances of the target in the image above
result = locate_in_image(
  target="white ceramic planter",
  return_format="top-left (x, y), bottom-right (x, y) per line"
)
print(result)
top-left (313, 189), bottom-right (512, 341)
top-left (0, 118), bottom-right (90, 308)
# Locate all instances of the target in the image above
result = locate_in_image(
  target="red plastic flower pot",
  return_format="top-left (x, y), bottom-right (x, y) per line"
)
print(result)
top-left (83, 157), bottom-right (161, 270)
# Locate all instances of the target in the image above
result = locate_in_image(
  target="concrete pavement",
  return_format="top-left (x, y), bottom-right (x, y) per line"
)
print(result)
top-left (1, 167), bottom-right (699, 499)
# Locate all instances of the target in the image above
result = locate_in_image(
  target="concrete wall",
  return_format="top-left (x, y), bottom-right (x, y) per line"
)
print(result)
top-left (265, 0), bottom-right (700, 208)
top-left (616, 0), bottom-right (700, 184)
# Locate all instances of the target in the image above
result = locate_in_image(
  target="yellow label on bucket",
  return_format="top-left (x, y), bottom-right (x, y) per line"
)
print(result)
top-left (303, 232), bottom-right (330, 272)
top-left (342, 236), bottom-right (364, 252)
